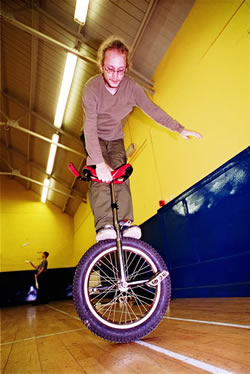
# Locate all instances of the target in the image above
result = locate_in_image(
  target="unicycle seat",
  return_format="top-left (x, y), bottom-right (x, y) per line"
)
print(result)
top-left (68, 162), bottom-right (133, 184)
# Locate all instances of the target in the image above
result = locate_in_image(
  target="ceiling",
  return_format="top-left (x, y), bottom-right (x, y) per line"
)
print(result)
top-left (0, 0), bottom-right (194, 216)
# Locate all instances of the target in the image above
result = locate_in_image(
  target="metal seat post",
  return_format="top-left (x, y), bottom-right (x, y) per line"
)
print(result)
top-left (110, 182), bottom-right (126, 284)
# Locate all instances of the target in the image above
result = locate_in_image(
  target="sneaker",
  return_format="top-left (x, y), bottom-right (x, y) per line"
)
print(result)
top-left (121, 221), bottom-right (142, 239)
top-left (96, 225), bottom-right (117, 242)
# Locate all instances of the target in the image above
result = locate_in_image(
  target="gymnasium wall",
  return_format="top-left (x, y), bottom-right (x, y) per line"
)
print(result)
top-left (73, 0), bottom-right (249, 262)
top-left (123, 0), bottom-right (249, 225)
top-left (0, 177), bottom-right (74, 272)
top-left (73, 198), bottom-right (96, 265)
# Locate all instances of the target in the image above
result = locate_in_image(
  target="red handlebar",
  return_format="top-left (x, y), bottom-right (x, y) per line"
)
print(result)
top-left (68, 163), bottom-right (80, 178)
top-left (67, 163), bottom-right (133, 184)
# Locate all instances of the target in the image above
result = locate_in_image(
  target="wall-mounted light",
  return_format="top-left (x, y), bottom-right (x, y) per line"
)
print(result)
top-left (54, 52), bottom-right (77, 128)
top-left (41, 178), bottom-right (50, 203)
top-left (74, 0), bottom-right (90, 25)
top-left (46, 134), bottom-right (59, 175)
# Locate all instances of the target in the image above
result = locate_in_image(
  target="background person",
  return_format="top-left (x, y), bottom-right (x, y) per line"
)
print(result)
top-left (29, 251), bottom-right (49, 304)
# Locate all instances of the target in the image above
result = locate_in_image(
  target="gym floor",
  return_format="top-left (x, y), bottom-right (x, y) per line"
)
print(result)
top-left (1, 298), bottom-right (249, 374)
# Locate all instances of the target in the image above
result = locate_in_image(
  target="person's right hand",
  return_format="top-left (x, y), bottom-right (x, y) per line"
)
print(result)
top-left (96, 162), bottom-right (113, 183)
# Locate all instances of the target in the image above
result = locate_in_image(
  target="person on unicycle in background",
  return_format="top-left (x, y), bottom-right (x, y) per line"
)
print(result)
top-left (81, 36), bottom-right (202, 242)
top-left (28, 251), bottom-right (49, 304)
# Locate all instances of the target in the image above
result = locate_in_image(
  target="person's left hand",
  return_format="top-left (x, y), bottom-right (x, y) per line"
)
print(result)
top-left (34, 274), bottom-right (37, 279)
top-left (180, 129), bottom-right (202, 140)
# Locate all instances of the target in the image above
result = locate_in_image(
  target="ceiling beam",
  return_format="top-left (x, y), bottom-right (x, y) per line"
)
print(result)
top-left (0, 18), bottom-right (12, 166)
top-left (0, 10), bottom-right (154, 92)
top-left (26, 4), bottom-right (39, 190)
top-left (0, 171), bottom-right (85, 202)
top-left (130, 0), bottom-right (158, 60)
top-left (1, 91), bottom-right (83, 145)
top-left (34, 5), bottom-right (98, 54)
top-left (0, 116), bottom-right (85, 157)
top-left (0, 142), bottom-right (87, 201)
top-left (1, 10), bottom-right (96, 63)
top-left (60, 13), bottom-right (86, 213)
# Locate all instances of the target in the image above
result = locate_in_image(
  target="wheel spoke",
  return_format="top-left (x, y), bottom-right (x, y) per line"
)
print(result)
top-left (128, 288), bottom-right (151, 312)
top-left (99, 295), bottom-right (119, 316)
top-left (127, 288), bottom-right (144, 316)
top-left (135, 284), bottom-right (157, 296)
top-left (126, 253), bottom-right (141, 280)
top-left (96, 259), bottom-right (119, 282)
top-left (125, 295), bottom-right (141, 320)
top-left (108, 253), bottom-right (118, 281)
top-left (90, 284), bottom-right (116, 303)
top-left (112, 288), bottom-right (118, 323)
top-left (124, 250), bottom-right (133, 278)
top-left (128, 261), bottom-right (152, 281)
top-left (94, 267), bottom-right (116, 284)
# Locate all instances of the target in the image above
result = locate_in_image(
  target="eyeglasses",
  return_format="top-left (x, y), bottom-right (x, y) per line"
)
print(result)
top-left (103, 65), bottom-right (126, 75)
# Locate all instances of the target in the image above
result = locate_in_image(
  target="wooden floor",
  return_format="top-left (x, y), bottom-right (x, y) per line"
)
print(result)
top-left (1, 298), bottom-right (250, 374)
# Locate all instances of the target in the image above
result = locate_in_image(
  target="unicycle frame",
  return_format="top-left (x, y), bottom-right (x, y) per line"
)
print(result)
top-left (110, 182), bottom-right (127, 285)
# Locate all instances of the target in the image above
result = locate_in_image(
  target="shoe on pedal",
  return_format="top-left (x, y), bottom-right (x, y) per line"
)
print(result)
top-left (96, 225), bottom-right (117, 242)
top-left (121, 221), bottom-right (142, 239)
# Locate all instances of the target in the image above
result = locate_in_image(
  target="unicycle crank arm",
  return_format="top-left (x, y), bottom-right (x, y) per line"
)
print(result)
top-left (125, 270), bottom-right (169, 288)
top-left (126, 279), bottom-right (152, 287)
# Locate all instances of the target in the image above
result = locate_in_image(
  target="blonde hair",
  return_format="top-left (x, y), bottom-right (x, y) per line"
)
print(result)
top-left (97, 36), bottom-right (130, 71)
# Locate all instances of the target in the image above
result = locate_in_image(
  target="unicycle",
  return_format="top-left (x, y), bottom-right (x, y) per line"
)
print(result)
top-left (68, 162), bottom-right (171, 343)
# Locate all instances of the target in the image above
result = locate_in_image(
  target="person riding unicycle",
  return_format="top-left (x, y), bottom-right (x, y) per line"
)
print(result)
top-left (81, 36), bottom-right (202, 242)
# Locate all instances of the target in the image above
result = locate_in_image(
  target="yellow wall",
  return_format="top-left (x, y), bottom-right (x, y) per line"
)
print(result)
top-left (123, 0), bottom-right (249, 224)
top-left (73, 197), bottom-right (96, 265)
top-left (0, 177), bottom-right (74, 271)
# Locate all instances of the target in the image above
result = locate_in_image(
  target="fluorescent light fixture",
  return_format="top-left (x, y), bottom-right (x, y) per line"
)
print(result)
top-left (41, 178), bottom-right (50, 203)
top-left (74, 0), bottom-right (90, 25)
top-left (46, 134), bottom-right (59, 175)
top-left (54, 53), bottom-right (77, 128)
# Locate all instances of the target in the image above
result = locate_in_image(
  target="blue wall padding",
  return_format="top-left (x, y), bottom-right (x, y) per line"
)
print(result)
top-left (141, 147), bottom-right (250, 298)
top-left (0, 268), bottom-right (75, 306)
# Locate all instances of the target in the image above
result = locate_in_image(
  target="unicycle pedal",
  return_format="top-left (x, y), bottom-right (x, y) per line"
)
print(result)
top-left (146, 270), bottom-right (169, 288)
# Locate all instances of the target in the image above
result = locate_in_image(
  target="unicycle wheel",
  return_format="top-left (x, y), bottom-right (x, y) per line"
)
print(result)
top-left (73, 238), bottom-right (171, 343)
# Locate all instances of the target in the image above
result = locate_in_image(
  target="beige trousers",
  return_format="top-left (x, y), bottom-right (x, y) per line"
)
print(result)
top-left (88, 139), bottom-right (134, 231)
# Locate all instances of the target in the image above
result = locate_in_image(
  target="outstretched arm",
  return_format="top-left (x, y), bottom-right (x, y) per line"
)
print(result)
top-left (29, 261), bottom-right (37, 270)
top-left (134, 83), bottom-right (202, 140)
top-left (134, 83), bottom-right (184, 133)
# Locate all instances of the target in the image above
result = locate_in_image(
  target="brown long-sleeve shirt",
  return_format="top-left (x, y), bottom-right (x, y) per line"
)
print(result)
top-left (82, 75), bottom-right (184, 165)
